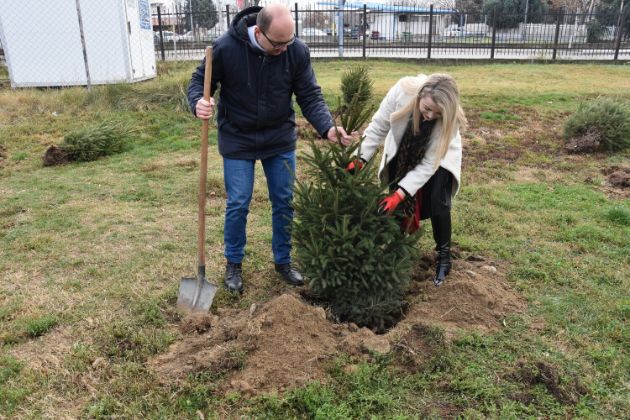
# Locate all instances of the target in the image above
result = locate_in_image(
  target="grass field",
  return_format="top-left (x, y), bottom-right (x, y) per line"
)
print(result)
top-left (1, 61), bottom-right (629, 418)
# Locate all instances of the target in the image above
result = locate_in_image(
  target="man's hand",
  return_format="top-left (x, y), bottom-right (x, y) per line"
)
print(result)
top-left (326, 126), bottom-right (355, 146)
top-left (195, 97), bottom-right (215, 120)
top-left (378, 190), bottom-right (405, 216)
top-left (345, 158), bottom-right (365, 174)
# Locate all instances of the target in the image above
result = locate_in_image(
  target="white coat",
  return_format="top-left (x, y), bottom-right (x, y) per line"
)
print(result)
top-left (357, 75), bottom-right (462, 197)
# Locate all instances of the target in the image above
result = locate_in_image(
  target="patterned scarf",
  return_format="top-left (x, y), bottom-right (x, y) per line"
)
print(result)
top-left (392, 117), bottom-right (436, 184)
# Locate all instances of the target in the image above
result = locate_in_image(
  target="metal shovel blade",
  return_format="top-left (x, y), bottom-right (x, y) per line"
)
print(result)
top-left (177, 273), bottom-right (217, 313)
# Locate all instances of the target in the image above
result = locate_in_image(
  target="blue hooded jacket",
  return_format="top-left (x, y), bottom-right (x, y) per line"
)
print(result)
top-left (187, 6), bottom-right (334, 160)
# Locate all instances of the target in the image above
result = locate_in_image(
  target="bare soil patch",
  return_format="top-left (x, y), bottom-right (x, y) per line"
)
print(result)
top-left (9, 325), bottom-right (75, 372)
top-left (602, 165), bottom-right (630, 198)
top-left (463, 108), bottom-right (563, 167)
top-left (150, 254), bottom-right (526, 395)
top-left (508, 360), bottom-right (588, 405)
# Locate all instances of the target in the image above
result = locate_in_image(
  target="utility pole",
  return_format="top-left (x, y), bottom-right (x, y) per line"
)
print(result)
top-left (188, 0), bottom-right (193, 33)
top-left (522, 0), bottom-right (530, 41)
top-left (337, 0), bottom-right (345, 57)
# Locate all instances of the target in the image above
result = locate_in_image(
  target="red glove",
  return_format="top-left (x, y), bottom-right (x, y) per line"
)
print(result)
top-left (378, 190), bottom-right (405, 216)
top-left (345, 158), bottom-right (365, 174)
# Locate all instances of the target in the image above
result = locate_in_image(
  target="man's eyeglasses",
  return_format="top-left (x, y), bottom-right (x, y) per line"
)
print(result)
top-left (260, 28), bottom-right (295, 49)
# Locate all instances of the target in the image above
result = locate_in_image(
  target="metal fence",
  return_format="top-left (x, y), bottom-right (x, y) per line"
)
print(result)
top-left (0, 2), bottom-right (628, 69)
top-left (151, 3), bottom-right (629, 62)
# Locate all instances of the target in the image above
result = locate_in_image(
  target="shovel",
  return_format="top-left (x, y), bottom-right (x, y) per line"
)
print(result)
top-left (177, 46), bottom-right (218, 313)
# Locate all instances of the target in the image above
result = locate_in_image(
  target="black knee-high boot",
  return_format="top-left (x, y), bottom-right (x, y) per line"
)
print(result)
top-left (431, 212), bottom-right (451, 287)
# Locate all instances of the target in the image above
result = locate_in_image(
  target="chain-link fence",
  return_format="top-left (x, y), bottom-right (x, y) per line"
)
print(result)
top-left (0, 0), bottom-right (156, 87)
top-left (151, 2), bottom-right (629, 61)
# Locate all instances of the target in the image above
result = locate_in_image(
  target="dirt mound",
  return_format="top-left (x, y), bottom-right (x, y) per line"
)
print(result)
top-left (151, 293), bottom-right (345, 394)
top-left (608, 169), bottom-right (630, 189)
top-left (601, 165), bottom-right (630, 198)
top-left (150, 255), bottom-right (526, 395)
top-left (389, 254), bottom-right (526, 341)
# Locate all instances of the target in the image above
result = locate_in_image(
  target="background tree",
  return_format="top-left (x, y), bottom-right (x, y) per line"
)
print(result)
top-left (483, 0), bottom-right (549, 28)
top-left (302, 11), bottom-right (329, 29)
top-left (184, 0), bottom-right (219, 32)
top-left (595, 0), bottom-right (630, 36)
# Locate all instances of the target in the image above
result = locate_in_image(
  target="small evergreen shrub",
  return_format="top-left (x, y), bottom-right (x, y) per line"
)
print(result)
top-left (43, 120), bottom-right (131, 166)
top-left (293, 143), bottom-right (416, 332)
top-left (295, 64), bottom-right (416, 332)
top-left (563, 98), bottom-right (630, 153)
top-left (62, 120), bottom-right (130, 162)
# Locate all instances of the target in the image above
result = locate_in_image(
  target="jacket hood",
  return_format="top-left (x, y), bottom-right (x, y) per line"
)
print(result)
top-left (229, 6), bottom-right (262, 43)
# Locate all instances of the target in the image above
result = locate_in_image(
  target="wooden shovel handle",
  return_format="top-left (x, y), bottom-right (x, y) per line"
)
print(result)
top-left (198, 47), bottom-right (212, 267)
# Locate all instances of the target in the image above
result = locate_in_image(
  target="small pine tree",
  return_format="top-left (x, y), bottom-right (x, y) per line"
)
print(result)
top-left (293, 142), bottom-right (416, 332)
top-left (564, 98), bottom-right (630, 153)
top-left (43, 120), bottom-right (131, 166)
top-left (338, 65), bottom-right (375, 134)
top-left (294, 66), bottom-right (416, 332)
top-left (62, 120), bottom-right (130, 162)
top-left (341, 65), bottom-right (373, 108)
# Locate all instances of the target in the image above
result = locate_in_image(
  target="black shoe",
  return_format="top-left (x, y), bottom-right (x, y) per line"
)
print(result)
top-left (434, 244), bottom-right (451, 287)
top-left (275, 263), bottom-right (304, 286)
top-left (224, 262), bottom-right (243, 293)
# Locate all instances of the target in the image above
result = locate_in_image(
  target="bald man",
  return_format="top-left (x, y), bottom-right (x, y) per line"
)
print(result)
top-left (188, 4), bottom-right (353, 293)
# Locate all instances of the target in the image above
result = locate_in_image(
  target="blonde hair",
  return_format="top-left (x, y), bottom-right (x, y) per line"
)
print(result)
top-left (391, 74), bottom-right (467, 168)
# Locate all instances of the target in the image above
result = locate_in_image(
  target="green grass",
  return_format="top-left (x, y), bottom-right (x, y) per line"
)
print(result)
top-left (0, 61), bottom-right (629, 417)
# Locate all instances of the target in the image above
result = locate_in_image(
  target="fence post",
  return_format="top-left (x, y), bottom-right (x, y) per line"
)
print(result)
top-left (490, 7), bottom-right (497, 59)
top-left (337, 0), bottom-right (344, 58)
top-left (613, 2), bottom-right (626, 61)
top-left (225, 5), bottom-right (231, 32)
top-left (552, 12), bottom-right (561, 60)
top-left (294, 3), bottom-right (299, 38)
top-left (75, 0), bottom-right (91, 91)
top-left (427, 5), bottom-right (433, 59)
top-left (157, 6), bottom-right (166, 62)
top-left (362, 4), bottom-right (367, 58)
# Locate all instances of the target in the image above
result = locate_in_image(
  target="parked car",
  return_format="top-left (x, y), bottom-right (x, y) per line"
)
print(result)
top-left (344, 26), bottom-right (370, 39)
top-left (154, 30), bottom-right (178, 42)
top-left (443, 27), bottom-right (470, 37)
top-left (301, 27), bottom-right (327, 37)
top-left (179, 31), bottom-right (196, 41)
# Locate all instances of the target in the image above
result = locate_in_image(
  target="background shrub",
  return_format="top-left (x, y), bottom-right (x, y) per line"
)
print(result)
top-left (44, 120), bottom-right (132, 166)
top-left (62, 120), bottom-right (131, 162)
top-left (563, 98), bottom-right (630, 152)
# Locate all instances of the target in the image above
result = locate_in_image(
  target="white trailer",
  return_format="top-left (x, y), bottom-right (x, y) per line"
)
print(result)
top-left (0, 0), bottom-right (156, 88)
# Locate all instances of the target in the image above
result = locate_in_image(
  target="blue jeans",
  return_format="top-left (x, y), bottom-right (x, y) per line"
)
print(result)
top-left (223, 151), bottom-right (296, 265)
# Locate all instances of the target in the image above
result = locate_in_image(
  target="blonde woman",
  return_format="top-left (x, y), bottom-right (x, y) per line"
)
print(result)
top-left (348, 74), bottom-right (467, 287)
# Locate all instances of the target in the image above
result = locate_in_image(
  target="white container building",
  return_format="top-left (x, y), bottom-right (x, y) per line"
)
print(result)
top-left (0, 0), bottom-right (156, 88)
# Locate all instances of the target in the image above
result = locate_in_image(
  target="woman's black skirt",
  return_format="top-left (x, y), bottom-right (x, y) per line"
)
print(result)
top-left (419, 167), bottom-right (453, 220)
